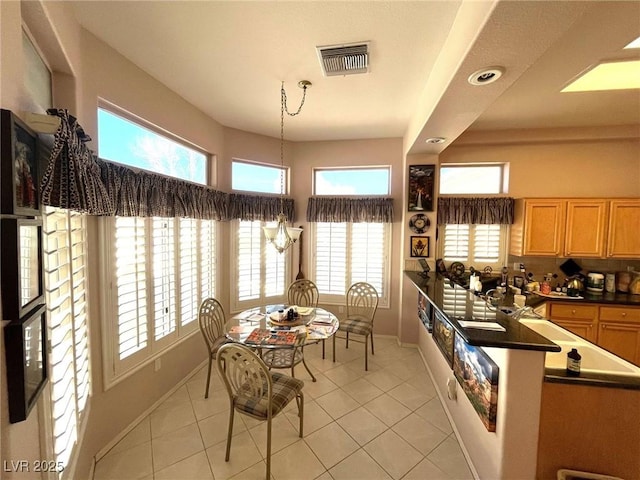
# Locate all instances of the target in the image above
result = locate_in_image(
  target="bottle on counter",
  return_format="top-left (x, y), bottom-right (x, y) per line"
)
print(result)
top-left (541, 273), bottom-right (552, 295)
top-left (566, 348), bottom-right (581, 376)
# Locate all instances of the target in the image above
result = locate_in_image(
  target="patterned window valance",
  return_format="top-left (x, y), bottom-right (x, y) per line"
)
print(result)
top-left (306, 197), bottom-right (394, 223)
top-left (41, 109), bottom-right (231, 220)
top-left (41, 109), bottom-right (113, 214)
top-left (228, 193), bottom-right (294, 222)
top-left (98, 159), bottom-right (229, 219)
top-left (437, 197), bottom-right (515, 225)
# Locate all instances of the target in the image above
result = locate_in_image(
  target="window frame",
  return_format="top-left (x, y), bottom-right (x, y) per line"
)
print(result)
top-left (438, 223), bottom-right (508, 271)
top-left (229, 219), bottom-right (291, 313)
top-left (97, 101), bottom-right (211, 185)
top-left (313, 166), bottom-right (391, 196)
top-left (439, 163), bottom-right (508, 195)
top-left (309, 221), bottom-right (391, 308)
top-left (231, 158), bottom-right (289, 195)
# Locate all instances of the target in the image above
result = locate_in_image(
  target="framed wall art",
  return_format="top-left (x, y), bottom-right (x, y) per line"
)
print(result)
top-left (408, 164), bottom-right (435, 212)
top-left (410, 236), bottom-right (430, 257)
top-left (1, 218), bottom-right (44, 319)
top-left (432, 309), bottom-right (455, 367)
top-left (1, 109), bottom-right (41, 215)
top-left (4, 303), bottom-right (48, 423)
top-left (453, 334), bottom-right (499, 432)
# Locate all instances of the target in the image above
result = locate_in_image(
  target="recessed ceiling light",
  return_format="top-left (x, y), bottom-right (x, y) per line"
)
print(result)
top-left (468, 67), bottom-right (505, 86)
top-left (624, 35), bottom-right (640, 49)
top-left (562, 60), bottom-right (640, 92)
top-left (425, 137), bottom-right (446, 144)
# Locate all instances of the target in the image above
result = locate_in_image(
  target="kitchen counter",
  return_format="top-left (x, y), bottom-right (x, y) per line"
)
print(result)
top-left (405, 271), bottom-right (559, 352)
top-left (528, 289), bottom-right (640, 306)
top-left (406, 270), bottom-right (640, 390)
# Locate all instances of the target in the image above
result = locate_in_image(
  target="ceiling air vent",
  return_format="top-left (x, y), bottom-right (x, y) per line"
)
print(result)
top-left (316, 42), bottom-right (369, 77)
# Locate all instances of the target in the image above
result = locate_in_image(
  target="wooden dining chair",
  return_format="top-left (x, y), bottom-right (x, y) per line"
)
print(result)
top-left (198, 297), bottom-right (229, 398)
top-left (332, 282), bottom-right (379, 371)
top-left (217, 342), bottom-right (304, 479)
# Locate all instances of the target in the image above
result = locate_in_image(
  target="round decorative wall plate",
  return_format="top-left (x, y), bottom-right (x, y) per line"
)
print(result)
top-left (408, 214), bottom-right (430, 234)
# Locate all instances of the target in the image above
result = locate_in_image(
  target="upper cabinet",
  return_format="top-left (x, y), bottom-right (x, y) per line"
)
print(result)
top-left (510, 199), bottom-right (565, 256)
top-left (565, 199), bottom-right (608, 257)
top-left (510, 198), bottom-right (640, 259)
top-left (606, 200), bottom-right (640, 258)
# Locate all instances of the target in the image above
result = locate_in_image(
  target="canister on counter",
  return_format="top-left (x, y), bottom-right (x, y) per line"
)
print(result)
top-left (605, 273), bottom-right (616, 293)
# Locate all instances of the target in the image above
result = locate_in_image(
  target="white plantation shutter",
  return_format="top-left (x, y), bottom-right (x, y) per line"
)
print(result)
top-left (43, 208), bottom-right (90, 475)
top-left (104, 216), bottom-right (217, 382)
top-left (443, 224), bottom-right (470, 261)
top-left (473, 224), bottom-right (501, 263)
top-left (152, 218), bottom-right (176, 341)
top-left (441, 281), bottom-right (468, 318)
top-left (351, 223), bottom-right (384, 294)
top-left (200, 220), bottom-right (216, 300)
top-left (313, 222), bottom-right (390, 306)
top-left (442, 224), bottom-right (505, 270)
top-left (115, 217), bottom-right (148, 360)
top-left (179, 218), bottom-right (198, 327)
top-left (237, 221), bottom-right (262, 301)
top-left (315, 223), bottom-right (347, 295)
top-left (233, 220), bottom-right (288, 309)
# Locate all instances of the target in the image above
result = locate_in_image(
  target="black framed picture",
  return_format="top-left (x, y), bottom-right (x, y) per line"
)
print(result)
top-left (408, 164), bottom-right (435, 212)
top-left (410, 236), bottom-right (430, 257)
top-left (453, 334), bottom-right (499, 432)
top-left (1, 109), bottom-right (41, 215)
top-left (1, 218), bottom-right (44, 320)
top-left (432, 310), bottom-right (455, 367)
top-left (4, 303), bottom-right (48, 423)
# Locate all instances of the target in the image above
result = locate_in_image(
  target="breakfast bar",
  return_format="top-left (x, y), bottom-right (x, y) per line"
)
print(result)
top-left (406, 271), bottom-right (640, 479)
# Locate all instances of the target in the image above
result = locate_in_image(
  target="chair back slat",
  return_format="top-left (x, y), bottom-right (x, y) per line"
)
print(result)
top-left (287, 279), bottom-right (320, 307)
top-left (218, 343), bottom-right (271, 403)
top-left (346, 282), bottom-right (379, 324)
top-left (198, 298), bottom-right (226, 352)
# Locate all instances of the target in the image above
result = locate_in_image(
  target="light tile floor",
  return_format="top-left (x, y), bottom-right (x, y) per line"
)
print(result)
top-left (93, 337), bottom-right (474, 480)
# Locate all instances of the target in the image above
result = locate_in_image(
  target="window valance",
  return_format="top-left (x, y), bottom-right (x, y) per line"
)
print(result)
top-left (437, 197), bottom-right (515, 225)
top-left (228, 193), bottom-right (294, 222)
top-left (41, 109), bottom-right (233, 220)
top-left (41, 109), bottom-right (113, 214)
top-left (98, 159), bottom-right (229, 219)
top-left (306, 197), bottom-right (394, 223)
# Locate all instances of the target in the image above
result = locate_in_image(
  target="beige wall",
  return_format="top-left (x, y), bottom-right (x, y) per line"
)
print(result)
top-left (441, 128), bottom-right (640, 198)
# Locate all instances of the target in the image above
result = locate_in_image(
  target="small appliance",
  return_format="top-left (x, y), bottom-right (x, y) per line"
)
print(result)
top-left (586, 272), bottom-right (604, 293)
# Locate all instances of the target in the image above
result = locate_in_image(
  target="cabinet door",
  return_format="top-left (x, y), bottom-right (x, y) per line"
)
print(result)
top-left (554, 319), bottom-right (597, 343)
top-left (549, 303), bottom-right (598, 342)
top-left (606, 200), bottom-right (640, 258)
top-left (522, 200), bottom-right (566, 256)
top-left (598, 322), bottom-right (640, 366)
top-left (564, 200), bottom-right (608, 257)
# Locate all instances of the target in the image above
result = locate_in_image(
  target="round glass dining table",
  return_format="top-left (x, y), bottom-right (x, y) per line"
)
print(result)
top-left (225, 305), bottom-right (339, 382)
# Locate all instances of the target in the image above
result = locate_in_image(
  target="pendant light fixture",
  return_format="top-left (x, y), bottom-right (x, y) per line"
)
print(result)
top-left (263, 80), bottom-right (311, 253)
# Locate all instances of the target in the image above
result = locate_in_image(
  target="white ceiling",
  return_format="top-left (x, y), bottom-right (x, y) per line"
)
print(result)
top-left (70, 1), bottom-right (640, 154)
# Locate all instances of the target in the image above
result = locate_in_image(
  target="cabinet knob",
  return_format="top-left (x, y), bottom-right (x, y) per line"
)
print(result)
top-left (622, 312), bottom-right (627, 317)
top-left (571, 309), bottom-right (576, 314)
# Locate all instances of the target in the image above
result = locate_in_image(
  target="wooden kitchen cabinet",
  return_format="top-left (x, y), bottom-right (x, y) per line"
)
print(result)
top-left (548, 303), bottom-right (598, 343)
top-left (564, 199), bottom-right (608, 257)
top-left (606, 200), bottom-right (640, 258)
top-left (510, 199), bottom-right (565, 256)
top-left (598, 306), bottom-right (640, 365)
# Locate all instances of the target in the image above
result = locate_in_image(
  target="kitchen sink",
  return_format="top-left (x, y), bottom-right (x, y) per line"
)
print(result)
top-left (520, 319), bottom-right (640, 376)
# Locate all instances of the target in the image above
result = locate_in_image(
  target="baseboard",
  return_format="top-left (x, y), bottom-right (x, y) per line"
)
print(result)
top-left (93, 359), bottom-right (208, 462)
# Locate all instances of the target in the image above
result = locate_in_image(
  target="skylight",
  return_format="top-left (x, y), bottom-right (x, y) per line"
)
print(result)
top-left (561, 60), bottom-right (640, 92)
top-left (624, 35), bottom-right (640, 49)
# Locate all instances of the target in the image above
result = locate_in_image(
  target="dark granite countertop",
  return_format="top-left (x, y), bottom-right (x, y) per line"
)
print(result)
top-left (405, 270), bottom-right (640, 390)
top-left (405, 271), bottom-right (560, 352)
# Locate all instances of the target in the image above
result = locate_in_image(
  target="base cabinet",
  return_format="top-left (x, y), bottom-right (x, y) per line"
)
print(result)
top-left (550, 303), bottom-right (640, 365)
top-left (548, 303), bottom-right (598, 343)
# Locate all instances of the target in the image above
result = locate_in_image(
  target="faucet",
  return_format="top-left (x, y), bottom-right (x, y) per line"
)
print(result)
top-left (511, 305), bottom-right (543, 320)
